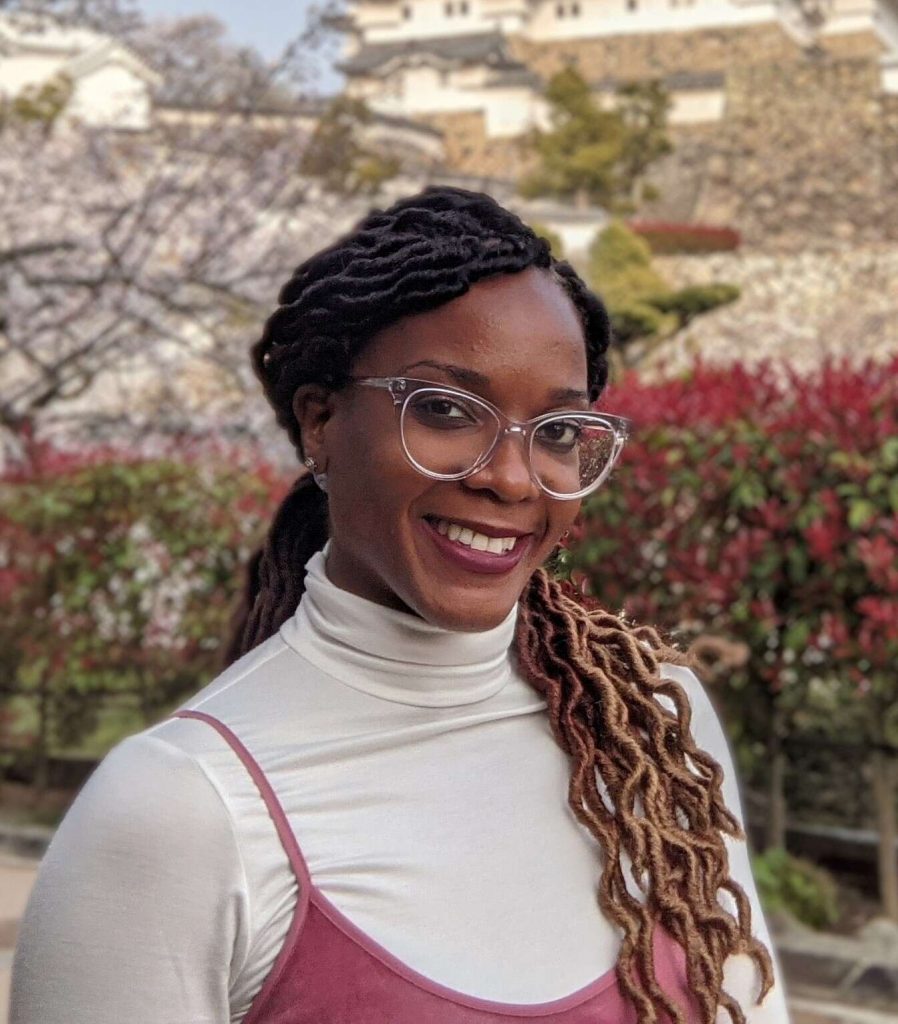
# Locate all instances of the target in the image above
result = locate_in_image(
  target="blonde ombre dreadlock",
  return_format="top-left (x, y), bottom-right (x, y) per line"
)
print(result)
top-left (224, 186), bottom-right (774, 1023)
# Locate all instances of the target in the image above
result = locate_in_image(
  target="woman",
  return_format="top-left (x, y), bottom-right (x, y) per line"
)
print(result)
top-left (11, 187), bottom-right (789, 1023)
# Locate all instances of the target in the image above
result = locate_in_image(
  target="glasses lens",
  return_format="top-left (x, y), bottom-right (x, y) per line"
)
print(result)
top-left (530, 416), bottom-right (619, 496)
top-left (400, 388), bottom-right (499, 478)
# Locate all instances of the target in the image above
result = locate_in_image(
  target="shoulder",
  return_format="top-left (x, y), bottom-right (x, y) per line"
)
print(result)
top-left (13, 733), bottom-right (251, 1022)
top-left (52, 728), bottom-right (243, 878)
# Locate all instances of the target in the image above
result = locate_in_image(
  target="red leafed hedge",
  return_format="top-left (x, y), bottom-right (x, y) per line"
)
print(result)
top-left (0, 433), bottom-right (292, 762)
top-left (566, 354), bottom-right (898, 756)
top-left (627, 220), bottom-right (741, 254)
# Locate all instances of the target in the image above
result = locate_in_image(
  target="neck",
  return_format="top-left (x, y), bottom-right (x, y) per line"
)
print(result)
top-left (278, 546), bottom-right (520, 708)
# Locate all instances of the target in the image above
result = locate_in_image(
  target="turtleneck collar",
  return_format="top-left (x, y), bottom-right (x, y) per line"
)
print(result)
top-left (278, 546), bottom-right (519, 707)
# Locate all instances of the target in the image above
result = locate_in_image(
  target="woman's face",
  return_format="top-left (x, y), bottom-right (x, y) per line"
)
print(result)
top-left (296, 266), bottom-right (591, 631)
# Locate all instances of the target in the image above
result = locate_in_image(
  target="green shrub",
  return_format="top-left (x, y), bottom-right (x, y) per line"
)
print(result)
top-left (609, 301), bottom-right (668, 343)
top-left (751, 848), bottom-right (839, 929)
top-left (588, 223), bottom-right (747, 353)
top-left (648, 283), bottom-right (741, 322)
top-left (588, 221), bottom-right (667, 309)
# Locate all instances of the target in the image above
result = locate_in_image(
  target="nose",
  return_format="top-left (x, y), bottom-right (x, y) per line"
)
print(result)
top-left (463, 428), bottom-right (540, 503)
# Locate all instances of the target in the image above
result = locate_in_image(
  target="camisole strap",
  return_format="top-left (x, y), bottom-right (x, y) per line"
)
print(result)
top-left (172, 708), bottom-right (313, 1023)
top-left (173, 709), bottom-right (313, 896)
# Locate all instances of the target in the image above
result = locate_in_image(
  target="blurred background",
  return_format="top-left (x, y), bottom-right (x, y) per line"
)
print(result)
top-left (1, 0), bottom-right (897, 1020)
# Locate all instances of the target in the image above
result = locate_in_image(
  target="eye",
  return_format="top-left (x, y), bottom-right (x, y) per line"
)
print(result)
top-left (535, 418), bottom-right (582, 452)
top-left (409, 393), bottom-right (482, 429)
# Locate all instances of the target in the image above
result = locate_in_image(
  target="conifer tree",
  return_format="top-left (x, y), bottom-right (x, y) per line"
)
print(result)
top-left (519, 68), bottom-right (671, 212)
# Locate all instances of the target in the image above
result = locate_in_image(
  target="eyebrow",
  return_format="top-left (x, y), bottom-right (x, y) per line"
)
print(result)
top-left (397, 360), bottom-right (590, 406)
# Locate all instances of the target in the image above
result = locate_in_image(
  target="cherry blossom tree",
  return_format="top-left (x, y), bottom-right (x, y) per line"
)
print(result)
top-left (0, 2), bottom-right (356, 462)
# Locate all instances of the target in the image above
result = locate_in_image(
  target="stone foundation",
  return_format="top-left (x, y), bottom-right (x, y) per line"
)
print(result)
top-left (415, 32), bottom-right (897, 248)
top-left (508, 24), bottom-right (802, 83)
top-left (418, 110), bottom-right (536, 179)
top-left (637, 244), bottom-right (898, 380)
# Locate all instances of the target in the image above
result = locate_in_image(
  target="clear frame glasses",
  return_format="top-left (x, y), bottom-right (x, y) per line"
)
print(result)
top-left (350, 376), bottom-right (630, 500)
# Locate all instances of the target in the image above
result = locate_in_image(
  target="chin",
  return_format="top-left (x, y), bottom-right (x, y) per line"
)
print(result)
top-left (410, 586), bottom-right (521, 633)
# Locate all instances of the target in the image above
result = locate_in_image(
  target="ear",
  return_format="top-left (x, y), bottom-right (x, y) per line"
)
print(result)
top-left (293, 384), bottom-right (336, 463)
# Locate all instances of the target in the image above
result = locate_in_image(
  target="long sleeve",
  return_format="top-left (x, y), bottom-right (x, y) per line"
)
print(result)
top-left (9, 732), bottom-right (251, 1024)
top-left (660, 663), bottom-right (792, 1023)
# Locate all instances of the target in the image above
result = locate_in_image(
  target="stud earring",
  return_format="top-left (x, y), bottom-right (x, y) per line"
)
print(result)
top-left (303, 456), bottom-right (329, 494)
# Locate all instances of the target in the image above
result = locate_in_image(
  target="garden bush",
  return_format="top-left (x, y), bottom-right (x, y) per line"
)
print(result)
top-left (751, 847), bottom-right (840, 929)
top-left (648, 282), bottom-right (740, 323)
top-left (0, 437), bottom-right (291, 771)
top-left (562, 353), bottom-right (898, 907)
top-left (587, 222), bottom-right (737, 354)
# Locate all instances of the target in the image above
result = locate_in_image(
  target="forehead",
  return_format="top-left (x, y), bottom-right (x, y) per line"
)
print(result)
top-left (354, 267), bottom-right (588, 394)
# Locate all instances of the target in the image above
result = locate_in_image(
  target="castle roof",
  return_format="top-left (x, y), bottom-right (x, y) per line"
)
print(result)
top-left (339, 30), bottom-right (522, 77)
top-left (0, 11), bottom-right (160, 87)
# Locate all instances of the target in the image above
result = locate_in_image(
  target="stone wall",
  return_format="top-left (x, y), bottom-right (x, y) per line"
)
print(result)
top-left (508, 23), bottom-right (802, 82)
top-left (818, 29), bottom-right (883, 60)
top-left (882, 94), bottom-right (898, 240)
top-left (636, 245), bottom-right (898, 380)
top-left (425, 32), bottom-right (897, 248)
top-left (637, 55), bottom-right (897, 248)
top-left (418, 109), bottom-right (536, 179)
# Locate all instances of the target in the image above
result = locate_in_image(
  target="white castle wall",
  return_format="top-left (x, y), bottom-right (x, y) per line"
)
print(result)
top-left (362, 61), bottom-right (545, 135)
top-left (524, 0), bottom-right (782, 41)
top-left (348, 0), bottom-right (789, 47)
top-left (0, 52), bottom-right (63, 94)
top-left (66, 62), bottom-right (152, 130)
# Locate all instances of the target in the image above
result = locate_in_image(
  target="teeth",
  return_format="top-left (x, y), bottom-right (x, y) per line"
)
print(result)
top-left (431, 519), bottom-right (518, 555)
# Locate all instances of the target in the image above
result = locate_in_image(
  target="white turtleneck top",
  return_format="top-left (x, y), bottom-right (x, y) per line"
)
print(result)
top-left (11, 550), bottom-right (790, 1023)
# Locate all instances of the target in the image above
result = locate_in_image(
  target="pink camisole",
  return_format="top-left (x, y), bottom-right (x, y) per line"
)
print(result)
top-left (175, 709), bottom-right (700, 1024)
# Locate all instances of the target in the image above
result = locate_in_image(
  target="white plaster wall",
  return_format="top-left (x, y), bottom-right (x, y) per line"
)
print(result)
top-left (356, 0), bottom-right (487, 42)
top-left (883, 56), bottom-right (898, 89)
top-left (346, 0), bottom-right (891, 49)
top-left (482, 85), bottom-right (543, 133)
top-left (669, 87), bottom-right (725, 122)
top-left (0, 53), bottom-right (63, 95)
top-left (66, 63), bottom-right (152, 130)
top-left (363, 63), bottom-right (543, 135)
top-left (350, 0), bottom-right (786, 43)
top-left (525, 0), bottom-right (782, 40)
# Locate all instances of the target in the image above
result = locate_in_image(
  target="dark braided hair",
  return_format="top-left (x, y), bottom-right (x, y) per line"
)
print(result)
top-left (224, 186), bottom-right (774, 1022)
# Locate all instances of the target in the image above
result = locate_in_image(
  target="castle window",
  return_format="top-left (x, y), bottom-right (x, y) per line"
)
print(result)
top-left (627, 0), bottom-right (638, 9)
top-left (402, 4), bottom-right (412, 18)
top-left (556, 2), bottom-right (565, 15)
top-left (571, 1), bottom-right (580, 13)
top-left (445, 0), bottom-right (453, 13)
top-left (460, 0), bottom-right (469, 12)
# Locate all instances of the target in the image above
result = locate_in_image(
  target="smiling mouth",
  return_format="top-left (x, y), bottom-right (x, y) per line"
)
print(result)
top-left (421, 515), bottom-right (533, 574)
top-left (429, 517), bottom-right (520, 554)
